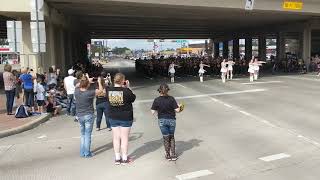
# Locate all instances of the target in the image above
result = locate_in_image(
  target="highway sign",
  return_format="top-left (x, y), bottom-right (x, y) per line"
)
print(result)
top-left (283, 1), bottom-right (303, 10)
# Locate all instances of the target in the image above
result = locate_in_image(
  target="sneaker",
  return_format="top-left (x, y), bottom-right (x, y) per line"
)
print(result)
top-left (96, 128), bottom-right (100, 131)
top-left (115, 159), bottom-right (121, 165)
top-left (121, 158), bottom-right (133, 165)
top-left (170, 156), bottom-right (178, 161)
top-left (107, 128), bottom-right (112, 131)
top-left (74, 119), bottom-right (78, 122)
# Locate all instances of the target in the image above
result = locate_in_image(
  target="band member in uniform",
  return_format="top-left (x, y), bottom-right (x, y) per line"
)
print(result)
top-left (220, 59), bottom-right (228, 83)
top-left (198, 61), bottom-right (210, 82)
top-left (253, 58), bottom-right (266, 80)
top-left (168, 61), bottom-right (180, 83)
top-left (227, 59), bottom-right (235, 80)
top-left (248, 58), bottom-right (255, 82)
top-left (151, 84), bottom-right (183, 161)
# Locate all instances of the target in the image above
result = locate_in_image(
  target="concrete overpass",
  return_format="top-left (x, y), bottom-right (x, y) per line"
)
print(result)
top-left (1, 0), bottom-right (320, 72)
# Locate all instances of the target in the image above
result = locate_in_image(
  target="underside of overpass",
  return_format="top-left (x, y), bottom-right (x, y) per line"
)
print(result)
top-left (1, 0), bottom-right (320, 73)
top-left (46, 0), bottom-right (316, 39)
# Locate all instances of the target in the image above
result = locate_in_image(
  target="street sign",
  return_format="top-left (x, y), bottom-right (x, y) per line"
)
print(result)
top-left (283, 1), bottom-right (303, 10)
top-left (176, 40), bottom-right (188, 43)
top-left (245, 0), bottom-right (254, 10)
top-left (6, 21), bottom-right (22, 52)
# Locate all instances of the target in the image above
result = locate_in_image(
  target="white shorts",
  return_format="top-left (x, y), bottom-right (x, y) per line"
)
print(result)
top-left (221, 68), bottom-right (227, 73)
top-left (248, 68), bottom-right (254, 73)
top-left (169, 69), bottom-right (175, 74)
top-left (228, 67), bottom-right (233, 71)
top-left (253, 66), bottom-right (259, 71)
top-left (198, 69), bottom-right (205, 74)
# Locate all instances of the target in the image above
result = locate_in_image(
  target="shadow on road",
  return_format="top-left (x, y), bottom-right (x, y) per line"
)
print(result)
top-left (129, 138), bottom-right (203, 160)
top-left (92, 132), bottom-right (144, 156)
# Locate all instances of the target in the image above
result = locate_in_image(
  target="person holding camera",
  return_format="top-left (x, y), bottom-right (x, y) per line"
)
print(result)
top-left (107, 73), bottom-right (136, 165)
top-left (151, 83), bottom-right (183, 161)
top-left (74, 75), bottom-right (104, 158)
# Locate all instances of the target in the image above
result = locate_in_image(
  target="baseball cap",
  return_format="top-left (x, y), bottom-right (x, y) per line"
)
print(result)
top-left (68, 69), bottom-right (75, 75)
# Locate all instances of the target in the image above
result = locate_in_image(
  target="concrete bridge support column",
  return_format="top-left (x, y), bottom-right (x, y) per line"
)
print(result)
top-left (233, 38), bottom-right (240, 59)
top-left (258, 35), bottom-right (266, 61)
top-left (223, 41), bottom-right (229, 59)
top-left (277, 32), bottom-right (285, 62)
top-left (302, 26), bottom-right (312, 71)
top-left (245, 37), bottom-right (252, 61)
top-left (214, 42), bottom-right (220, 58)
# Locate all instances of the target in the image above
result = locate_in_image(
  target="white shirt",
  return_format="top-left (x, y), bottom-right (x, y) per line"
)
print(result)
top-left (36, 83), bottom-right (45, 100)
top-left (64, 75), bottom-right (76, 95)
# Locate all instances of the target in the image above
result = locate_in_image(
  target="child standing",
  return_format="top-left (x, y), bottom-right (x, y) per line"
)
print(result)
top-left (36, 77), bottom-right (45, 113)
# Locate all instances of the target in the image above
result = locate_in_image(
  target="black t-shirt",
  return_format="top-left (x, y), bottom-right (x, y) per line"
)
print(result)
top-left (151, 96), bottom-right (179, 120)
top-left (107, 86), bottom-right (136, 121)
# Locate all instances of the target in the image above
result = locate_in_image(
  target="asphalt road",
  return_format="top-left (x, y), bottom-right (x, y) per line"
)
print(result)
top-left (1, 58), bottom-right (320, 180)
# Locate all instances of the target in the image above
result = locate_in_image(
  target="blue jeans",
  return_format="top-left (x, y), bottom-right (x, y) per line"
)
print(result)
top-left (96, 102), bottom-right (110, 129)
top-left (67, 94), bottom-right (76, 116)
top-left (79, 114), bottom-right (94, 157)
top-left (5, 89), bottom-right (15, 114)
top-left (24, 89), bottom-right (34, 107)
top-left (158, 119), bottom-right (176, 136)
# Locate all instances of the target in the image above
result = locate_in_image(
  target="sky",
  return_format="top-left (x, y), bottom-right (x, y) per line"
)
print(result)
top-left (92, 39), bottom-right (207, 50)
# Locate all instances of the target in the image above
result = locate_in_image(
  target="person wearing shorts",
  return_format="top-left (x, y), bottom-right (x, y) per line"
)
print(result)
top-left (151, 84), bottom-right (182, 161)
top-left (107, 73), bottom-right (136, 165)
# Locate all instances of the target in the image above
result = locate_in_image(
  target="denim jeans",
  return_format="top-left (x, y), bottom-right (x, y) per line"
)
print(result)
top-left (67, 94), bottom-right (76, 116)
top-left (79, 114), bottom-right (94, 157)
top-left (158, 118), bottom-right (176, 136)
top-left (96, 102), bottom-right (110, 129)
top-left (5, 89), bottom-right (15, 114)
top-left (24, 89), bottom-right (34, 107)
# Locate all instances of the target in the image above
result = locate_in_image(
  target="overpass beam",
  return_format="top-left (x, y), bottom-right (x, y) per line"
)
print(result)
top-left (245, 37), bottom-right (252, 61)
top-left (233, 38), bottom-right (240, 59)
top-left (223, 41), bottom-right (229, 59)
top-left (258, 35), bottom-right (266, 61)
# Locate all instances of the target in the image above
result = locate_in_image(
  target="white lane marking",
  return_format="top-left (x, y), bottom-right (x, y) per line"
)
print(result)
top-left (136, 89), bottom-right (267, 103)
top-left (259, 153), bottom-right (291, 162)
top-left (242, 81), bottom-right (283, 85)
top-left (37, 135), bottom-right (47, 139)
top-left (223, 103), bottom-right (233, 108)
top-left (239, 110), bottom-right (251, 116)
top-left (176, 170), bottom-right (214, 180)
top-left (176, 83), bottom-right (187, 88)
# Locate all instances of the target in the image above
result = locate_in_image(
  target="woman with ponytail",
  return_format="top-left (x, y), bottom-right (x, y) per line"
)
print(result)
top-left (151, 83), bottom-right (183, 161)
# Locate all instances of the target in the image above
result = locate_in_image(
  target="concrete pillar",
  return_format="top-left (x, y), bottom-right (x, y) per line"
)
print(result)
top-left (303, 26), bottom-right (312, 71)
top-left (214, 42), bottom-right (219, 58)
top-left (233, 38), bottom-right (240, 59)
top-left (258, 35), bottom-right (267, 61)
top-left (223, 41), bottom-right (229, 59)
top-left (245, 37), bottom-right (252, 61)
top-left (58, 28), bottom-right (66, 73)
top-left (277, 32), bottom-right (285, 61)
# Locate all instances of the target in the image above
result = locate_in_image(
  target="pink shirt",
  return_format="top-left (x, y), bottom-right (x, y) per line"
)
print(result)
top-left (3, 72), bottom-right (16, 91)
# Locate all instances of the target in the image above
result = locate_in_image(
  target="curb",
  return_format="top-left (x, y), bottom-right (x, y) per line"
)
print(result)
top-left (0, 113), bottom-right (52, 139)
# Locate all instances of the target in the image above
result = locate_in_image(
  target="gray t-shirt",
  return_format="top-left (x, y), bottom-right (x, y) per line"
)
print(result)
top-left (74, 88), bottom-right (95, 117)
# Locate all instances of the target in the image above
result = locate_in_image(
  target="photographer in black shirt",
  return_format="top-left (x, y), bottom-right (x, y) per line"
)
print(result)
top-left (151, 84), bottom-right (183, 161)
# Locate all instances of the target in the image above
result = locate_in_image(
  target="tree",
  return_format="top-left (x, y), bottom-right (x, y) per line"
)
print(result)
top-left (112, 47), bottom-right (131, 55)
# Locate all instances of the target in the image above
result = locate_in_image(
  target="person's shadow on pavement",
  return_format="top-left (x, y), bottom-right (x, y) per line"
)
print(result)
top-left (129, 138), bottom-right (203, 160)
top-left (92, 132), bottom-right (144, 156)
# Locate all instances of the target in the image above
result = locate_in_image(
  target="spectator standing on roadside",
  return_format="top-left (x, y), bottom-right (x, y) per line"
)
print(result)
top-left (64, 69), bottom-right (76, 116)
top-left (107, 73), bottom-right (136, 165)
top-left (3, 64), bottom-right (16, 115)
top-left (74, 76), bottom-right (104, 158)
top-left (95, 77), bottom-right (111, 131)
top-left (151, 84), bottom-right (182, 161)
top-left (47, 67), bottom-right (58, 90)
top-left (35, 77), bottom-right (45, 113)
top-left (19, 67), bottom-right (35, 112)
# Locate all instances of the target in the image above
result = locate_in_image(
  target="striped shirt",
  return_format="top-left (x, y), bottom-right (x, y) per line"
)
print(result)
top-left (3, 72), bottom-right (16, 91)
